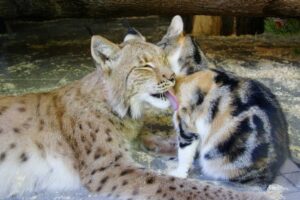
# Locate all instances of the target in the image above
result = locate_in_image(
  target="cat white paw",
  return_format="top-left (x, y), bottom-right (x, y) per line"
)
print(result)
top-left (168, 168), bottom-right (188, 178)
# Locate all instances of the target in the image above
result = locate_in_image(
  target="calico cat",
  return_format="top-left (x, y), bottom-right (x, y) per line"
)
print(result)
top-left (157, 15), bottom-right (208, 76)
top-left (169, 68), bottom-right (289, 188)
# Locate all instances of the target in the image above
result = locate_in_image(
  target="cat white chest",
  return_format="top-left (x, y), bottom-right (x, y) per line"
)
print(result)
top-left (195, 117), bottom-right (211, 138)
top-left (168, 48), bottom-right (182, 75)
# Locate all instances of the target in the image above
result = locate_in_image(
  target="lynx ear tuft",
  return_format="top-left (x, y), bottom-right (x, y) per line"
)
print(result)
top-left (124, 27), bottom-right (146, 42)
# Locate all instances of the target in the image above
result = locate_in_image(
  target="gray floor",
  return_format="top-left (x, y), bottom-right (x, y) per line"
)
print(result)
top-left (275, 160), bottom-right (300, 199)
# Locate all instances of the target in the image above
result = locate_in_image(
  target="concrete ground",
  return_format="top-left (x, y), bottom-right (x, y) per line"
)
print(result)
top-left (0, 16), bottom-right (299, 199)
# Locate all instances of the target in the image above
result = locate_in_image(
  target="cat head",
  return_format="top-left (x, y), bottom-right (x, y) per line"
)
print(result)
top-left (157, 15), bottom-right (208, 76)
top-left (91, 30), bottom-right (177, 118)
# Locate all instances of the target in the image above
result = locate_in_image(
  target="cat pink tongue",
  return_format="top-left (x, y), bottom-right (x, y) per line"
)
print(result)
top-left (165, 90), bottom-right (179, 111)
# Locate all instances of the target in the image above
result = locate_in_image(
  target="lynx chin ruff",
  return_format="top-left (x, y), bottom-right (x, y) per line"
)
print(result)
top-left (0, 29), bottom-right (274, 199)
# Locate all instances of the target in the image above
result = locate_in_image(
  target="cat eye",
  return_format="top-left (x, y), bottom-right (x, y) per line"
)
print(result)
top-left (157, 41), bottom-right (167, 49)
top-left (161, 43), bottom-right (167, 49)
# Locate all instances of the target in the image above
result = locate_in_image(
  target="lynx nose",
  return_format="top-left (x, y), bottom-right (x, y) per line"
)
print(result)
top-left (162, 73), bottom-right (176, 84)
top-left (169, 73), bottom-right (176, 83)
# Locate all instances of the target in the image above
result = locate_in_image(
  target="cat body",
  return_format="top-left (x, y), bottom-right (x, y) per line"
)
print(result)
top-left (170, 68), bottom-right (288, 187)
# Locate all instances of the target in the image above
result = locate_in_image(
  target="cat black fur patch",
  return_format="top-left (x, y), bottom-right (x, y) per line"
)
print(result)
top-left (179, 132), bottom-right (199, 149)
top-left (191, 38), bottom-right (202, 64)
top-left (210, 97), bottom-right (221, 122)
top-left (231, 97), bottom-right (248, 117)
top-left (211, 69), bottom-right (239, 91)
top-left (251, 143), bottom-right (269, 162)
top-left (195, 89), bottom-right (204, 106)
top-left (178, 118), bottom-right (199, 149)
top-left (252, 115), bottom-right (265, 136)
top-left (206, 117), bottom-right (252, 161)
top-left (127, 106), bottom-right (132, 118)
top-left (179, 121), bottom-right (198, 142)
top-left (191, 89), bottom-right (204, 110)
top-left (186, 67), bottom-right (195, 75)
top-left (179, 142), bottom-right (191, 148)
top-left (178, 119), bottom-right (188, 140)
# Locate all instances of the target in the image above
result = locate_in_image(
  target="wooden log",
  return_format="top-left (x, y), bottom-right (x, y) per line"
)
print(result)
top-left (182, 16), bottom-right (194, 33)
top-left (236, 17), bottom-right (265, 35)
top-left (191, 16), bottom-right (265, 37)
top-left (0, 18), bottom-right (7, 33)
top-left (192, 16), bottom-right (222, 36)
top-left (0, 0), bottom-right (300, 20)
top-left (221, 16), bottom-right (235, 36)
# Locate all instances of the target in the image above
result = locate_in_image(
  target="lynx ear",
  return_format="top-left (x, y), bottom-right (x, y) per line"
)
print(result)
top-left (166, 15), bottom-right (184, 37)
top-left (91, 35), bottom-right (120, 71)
top-left (124, 27), bottom-right (146, 42)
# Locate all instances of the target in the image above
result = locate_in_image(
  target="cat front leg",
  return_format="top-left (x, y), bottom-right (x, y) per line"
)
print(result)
top-left (168, 132), bottom-right (200, 178)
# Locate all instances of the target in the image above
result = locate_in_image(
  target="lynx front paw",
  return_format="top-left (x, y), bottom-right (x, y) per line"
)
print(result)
top-left (140, 134), bottom-right (177, 156)
top-left (168, 168), bottom-right (188, 178)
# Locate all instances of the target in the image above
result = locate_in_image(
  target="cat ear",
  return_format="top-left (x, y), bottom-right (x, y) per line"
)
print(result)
top-left (123, 27), bottom-right (146, 42)
top-left (91, 35), bottom-right (120, 71)
top-left (166, 15), bottom-right (184, 37)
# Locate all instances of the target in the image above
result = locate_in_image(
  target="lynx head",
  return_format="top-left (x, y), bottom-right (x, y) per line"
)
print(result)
top-left (91, 30), bottom-right (178, 119)
top-left (157, 15), bottom-right (208, 76)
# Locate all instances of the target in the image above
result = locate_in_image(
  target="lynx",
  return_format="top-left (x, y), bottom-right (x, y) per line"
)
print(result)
top-left (0, 30), bottom-right (272, 200)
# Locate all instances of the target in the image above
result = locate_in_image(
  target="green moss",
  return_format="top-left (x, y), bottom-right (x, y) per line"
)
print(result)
top-left (0, 83), bottom-right (16, 91)
top-left (7, 62), bottom-right (38, 74)
top-left (294, 48), bottom-right (300, 55)
top-left (265, 18), bottom-right (300, 35)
